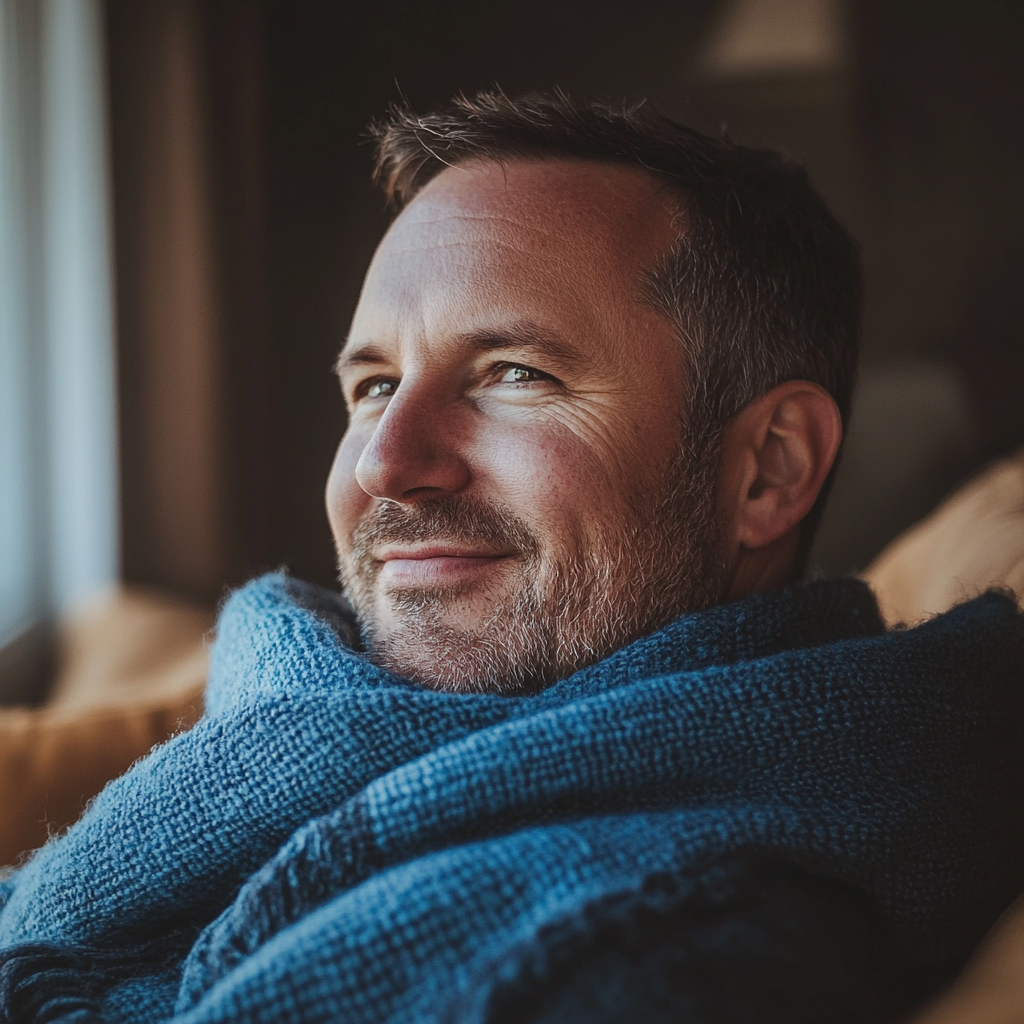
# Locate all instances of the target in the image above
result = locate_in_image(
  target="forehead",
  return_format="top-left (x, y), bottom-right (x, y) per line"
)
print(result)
top-left (407, 157), bottom-right (680, 257)
top-left (348, 158), bottom-right (681, 349)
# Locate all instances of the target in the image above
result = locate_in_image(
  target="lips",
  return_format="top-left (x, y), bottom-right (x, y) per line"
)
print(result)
top-left (376, 545), bottom-right (514, 587)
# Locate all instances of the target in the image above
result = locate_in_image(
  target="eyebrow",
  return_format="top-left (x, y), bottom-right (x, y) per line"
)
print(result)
top-left (335, 344), bottom-right (390, 376)
top-left (335, 321), bottom-right (583, 376)
top-left (457, 322), bottom-right (583, 367)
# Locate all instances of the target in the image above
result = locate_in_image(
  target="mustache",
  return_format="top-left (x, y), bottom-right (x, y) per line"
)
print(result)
top-left (348, 496), bottom-right (540, 560)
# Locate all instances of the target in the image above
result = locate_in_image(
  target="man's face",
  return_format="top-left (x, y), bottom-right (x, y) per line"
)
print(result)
top-left (327, 159), bottom-right (725, 692)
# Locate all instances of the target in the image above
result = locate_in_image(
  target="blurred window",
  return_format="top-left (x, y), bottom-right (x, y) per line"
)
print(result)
top-left (0, 0), bottom-right (117, 702)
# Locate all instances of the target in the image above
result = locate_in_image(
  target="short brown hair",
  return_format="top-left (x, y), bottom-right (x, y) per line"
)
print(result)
top-left (371, 91), bottom-right (862, 567)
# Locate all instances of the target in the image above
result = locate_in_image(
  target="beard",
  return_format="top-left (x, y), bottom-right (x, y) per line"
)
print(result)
top-left (337, 437), bottom-right (727, 695)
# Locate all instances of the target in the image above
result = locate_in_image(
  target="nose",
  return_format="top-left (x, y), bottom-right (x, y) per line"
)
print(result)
top-left (354, 379), bottom-right (471, 501)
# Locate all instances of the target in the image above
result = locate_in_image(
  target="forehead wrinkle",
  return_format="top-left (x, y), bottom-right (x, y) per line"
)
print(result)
top-left (379, 221), bottom-right (660, 315)
top-left (418, 158), bottom-right (678, 239)
top-left (389, 165), bottom-right (682, 289)
top-left (382, 215), bottom-right (581, 264)
top-left (376, 234), bottom-right (549, 261)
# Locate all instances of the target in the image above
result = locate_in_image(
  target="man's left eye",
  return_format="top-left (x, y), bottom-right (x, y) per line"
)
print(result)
top-left (499, 365), bottom-right (545, 384)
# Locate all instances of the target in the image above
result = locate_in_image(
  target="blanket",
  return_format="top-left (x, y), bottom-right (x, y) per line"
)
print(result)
top-left (0, 573), bottom-right (1022, 1023)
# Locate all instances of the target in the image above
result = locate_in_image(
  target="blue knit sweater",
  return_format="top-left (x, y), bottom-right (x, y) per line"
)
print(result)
top-left (0, 574), bottom-right (1022, 1023)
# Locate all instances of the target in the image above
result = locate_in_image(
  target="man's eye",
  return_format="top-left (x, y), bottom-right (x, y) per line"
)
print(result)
top-left (498, 365), bottom-right (545, 384)
top-left (360, 379), bottom-right (398, 400)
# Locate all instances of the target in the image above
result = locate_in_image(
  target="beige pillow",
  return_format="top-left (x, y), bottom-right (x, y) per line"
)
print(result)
top-left (0, 586), bottom-right (210, 866)
top-left (0, 687), bottom-right (204, 867)
top-left (865, 447), bottom-right (1024, 625)
top-left (909, 895), bottom-right (1024, 1024)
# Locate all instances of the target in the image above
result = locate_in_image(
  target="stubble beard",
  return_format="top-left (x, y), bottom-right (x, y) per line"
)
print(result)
top-left (338, 440), bottom-right (728, 695)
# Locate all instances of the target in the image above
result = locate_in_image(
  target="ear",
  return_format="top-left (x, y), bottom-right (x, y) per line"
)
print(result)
top-left (717, 381), bottom-right (843, 587)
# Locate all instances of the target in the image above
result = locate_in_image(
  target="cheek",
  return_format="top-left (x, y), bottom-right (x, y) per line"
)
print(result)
top-left (477, 423), bottom-right (627, 544)
top-left (325, 430), bottom-right (371, 550)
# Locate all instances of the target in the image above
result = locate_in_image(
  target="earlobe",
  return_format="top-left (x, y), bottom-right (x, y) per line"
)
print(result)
top-left (725, 381), bottom-right (843, 553)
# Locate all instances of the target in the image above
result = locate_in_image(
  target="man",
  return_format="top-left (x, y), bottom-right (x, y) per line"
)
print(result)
top-left (0, 93), bottom-right (1021, 1024)
top-left (328, 99), bottom-right (848, 694)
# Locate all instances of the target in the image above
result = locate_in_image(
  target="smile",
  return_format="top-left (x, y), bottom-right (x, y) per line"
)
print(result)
top-left (376, 545), bottom-right (515, 587)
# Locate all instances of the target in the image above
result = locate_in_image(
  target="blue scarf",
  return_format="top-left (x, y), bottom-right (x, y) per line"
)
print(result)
top-left (0, 574), bottom-right (1022, 1023)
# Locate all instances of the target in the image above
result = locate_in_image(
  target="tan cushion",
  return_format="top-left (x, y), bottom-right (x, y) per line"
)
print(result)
top-left (910, 894), bottom-right (1024, 1024)
top-left (0, 686), bottom-right (203, 867)
top-left (864, 447), bottom-right (1024, 626)
top-left (46, 584), bottom-right (213, 710)
top-left (0, 586), bottom-right (210, 866)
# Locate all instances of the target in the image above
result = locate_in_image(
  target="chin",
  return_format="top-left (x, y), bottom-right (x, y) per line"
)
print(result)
top-left (361, 594), bottom-right (556, 696)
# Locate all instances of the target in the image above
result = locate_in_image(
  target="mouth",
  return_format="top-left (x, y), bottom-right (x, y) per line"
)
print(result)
top-left (375, 544), bottom-right (516, 588)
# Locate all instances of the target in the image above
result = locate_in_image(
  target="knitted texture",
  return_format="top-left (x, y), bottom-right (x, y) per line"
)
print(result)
top-left (0, 573), bottom-right (1022, 1023)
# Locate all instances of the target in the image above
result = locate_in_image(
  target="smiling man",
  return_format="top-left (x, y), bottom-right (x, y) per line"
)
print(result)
top-left (330, 160), bottom-right (732, 692)
top-left (328, 127), bottom-right (845, 694)
top-left (1, 94), bottom-right (1022, 1024)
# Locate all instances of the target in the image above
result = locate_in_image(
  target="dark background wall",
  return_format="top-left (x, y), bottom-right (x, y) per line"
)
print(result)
top-left (105, 0), bottom-right (1024, 604)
